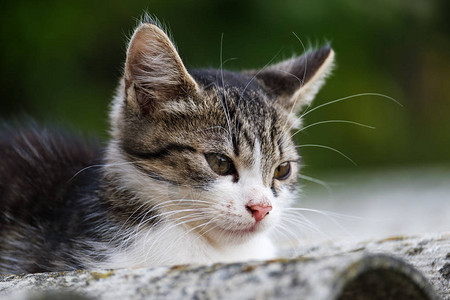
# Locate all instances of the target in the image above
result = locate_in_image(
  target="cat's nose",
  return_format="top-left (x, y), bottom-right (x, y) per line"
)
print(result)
top-left (247, 204), bottom-right (272, 222)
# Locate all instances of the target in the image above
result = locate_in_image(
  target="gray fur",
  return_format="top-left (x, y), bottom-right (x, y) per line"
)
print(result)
top-left (0, 21), bottom-right (334, 274)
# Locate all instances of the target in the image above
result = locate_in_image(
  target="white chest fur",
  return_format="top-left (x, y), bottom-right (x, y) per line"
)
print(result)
top-left (98, 221), bottom-right (276, 269)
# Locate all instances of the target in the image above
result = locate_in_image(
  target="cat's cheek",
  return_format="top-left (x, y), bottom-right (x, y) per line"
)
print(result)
top-left (204, 178), bottom-right (277, 235)
top-left (275, 185), bottom-right (297, 206)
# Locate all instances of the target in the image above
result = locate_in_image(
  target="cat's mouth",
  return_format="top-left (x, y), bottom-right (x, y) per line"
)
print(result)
top-left (221, 221), bottom-right (265, 236)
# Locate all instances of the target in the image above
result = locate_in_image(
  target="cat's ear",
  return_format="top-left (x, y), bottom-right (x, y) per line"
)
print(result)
top-left (247, 46), bottom-right (334, 113)
top-left (124, 23), bottom-right (199, 113)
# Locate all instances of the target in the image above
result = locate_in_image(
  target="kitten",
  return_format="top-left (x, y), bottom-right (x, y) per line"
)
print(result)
top-left (0, 20), bottom-right (334, 274)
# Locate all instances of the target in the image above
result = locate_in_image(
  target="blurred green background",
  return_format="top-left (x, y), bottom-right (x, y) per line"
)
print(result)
top-left (1, 0), bottom-right (449, 176)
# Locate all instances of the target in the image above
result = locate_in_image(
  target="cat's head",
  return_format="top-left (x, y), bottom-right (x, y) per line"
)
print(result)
top-left (107, 22), bottom-right (334, 246)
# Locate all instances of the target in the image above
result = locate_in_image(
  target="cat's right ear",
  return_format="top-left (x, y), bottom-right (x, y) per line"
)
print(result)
top-left (123, 23), bottom-right (199, 114)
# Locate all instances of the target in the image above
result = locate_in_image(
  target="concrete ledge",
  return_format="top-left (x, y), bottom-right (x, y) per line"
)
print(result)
top-left (1, 233), bottom-right (448, 300)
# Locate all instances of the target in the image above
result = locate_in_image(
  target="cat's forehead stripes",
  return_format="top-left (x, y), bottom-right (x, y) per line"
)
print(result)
top-left (196, 85), bottom-right (291, 185)
top-left (189, 69), bottom-right (261, 93)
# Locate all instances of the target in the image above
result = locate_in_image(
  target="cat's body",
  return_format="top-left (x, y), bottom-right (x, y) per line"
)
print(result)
top-left (0, 20), bottom-right (334, 274)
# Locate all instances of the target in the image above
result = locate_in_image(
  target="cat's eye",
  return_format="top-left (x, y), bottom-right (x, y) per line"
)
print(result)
top-left (205, 153), bottom-right (235, 176)
top-left (273, 162), bottom-right (291, 180)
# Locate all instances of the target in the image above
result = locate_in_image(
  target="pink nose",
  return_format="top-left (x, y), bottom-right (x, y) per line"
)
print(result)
top-left (247, 205), bottom-right (272, 222)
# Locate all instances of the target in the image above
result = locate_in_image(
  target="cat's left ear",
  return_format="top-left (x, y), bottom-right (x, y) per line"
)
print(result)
top-left (246, 46), bottom-right (334, 113)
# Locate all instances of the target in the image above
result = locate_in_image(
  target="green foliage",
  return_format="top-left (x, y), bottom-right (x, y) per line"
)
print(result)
top-left (1, 0), bottom-right (449, 172)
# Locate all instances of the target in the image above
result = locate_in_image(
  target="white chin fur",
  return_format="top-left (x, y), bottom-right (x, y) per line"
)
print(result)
top-left (97, 221), bottom-right (277, 269)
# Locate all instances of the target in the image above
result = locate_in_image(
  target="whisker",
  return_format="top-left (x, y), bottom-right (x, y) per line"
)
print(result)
top-left (300, 92), bottom-right (402, 119)
top-left (297, 173), bottom-right (333, 195)
top-left (236, 51), bottom-right (281, 137)
top-left (296, 144), bottom-right (356, 165)
top-left (222, 57), bottom-right (239, 65)
top-left (115, 207), bottom-right (210, 250)
top-left (143, 214), bottom-right (213, 260)
top-left (279, 31), bottom-right (308, 135)
top-left (179, 216), bottom-right (220, 243)
top-left (275, 69), bottom-right (306, 145)
top-left (110, 198), bottom-right (154, 244)
top-left (237, 51), bottom-right (281, 104)
top-left (67, 160), bottom-right (153, 184)
top-left (195, 221), bottom-right (221, 239)
top-left (270, 226), bottom-right (301, 256)
top-left (67, 164), bottom-right (107, 183)
top-left (292, 119), bottom-right (375, 138)
top-left (279, 211), bottom-right (327, 236)
top-left (153, 199), bottom-right (212, 208)
top-left (283, 207), bottom-right (375, 222)
top-left (292, 32), bottom-right (308, 90)
top-left (219, 33), bottom-right (233, 143)
top-left (281, 208), bottom-right (360, 238)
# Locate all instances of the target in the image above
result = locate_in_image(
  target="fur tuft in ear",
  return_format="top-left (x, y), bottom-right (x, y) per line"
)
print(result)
top-left (124, 23), bottom-right (198, 113)
top-left (246, 46), bottom-right (335, 113)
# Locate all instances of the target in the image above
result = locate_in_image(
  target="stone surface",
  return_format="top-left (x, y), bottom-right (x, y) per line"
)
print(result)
top-left (1, 233), bottom-right (448, 300)
top-left (287, 232), bottom-right (450, 299)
